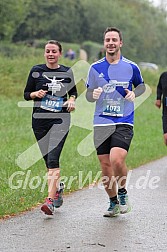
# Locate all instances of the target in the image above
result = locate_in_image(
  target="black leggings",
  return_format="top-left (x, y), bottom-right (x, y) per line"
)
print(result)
top-left (33, 115), bottom-right (70, 169)
top-left (162, 103), bottom-right (167, 133)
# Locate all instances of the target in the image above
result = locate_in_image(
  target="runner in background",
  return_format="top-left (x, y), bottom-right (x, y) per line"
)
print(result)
top-left (155, 71), bottom-right (167, 145)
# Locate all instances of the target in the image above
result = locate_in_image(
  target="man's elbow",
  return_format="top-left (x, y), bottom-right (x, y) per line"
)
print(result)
top-left (134, 84), bottom-right (146, 97)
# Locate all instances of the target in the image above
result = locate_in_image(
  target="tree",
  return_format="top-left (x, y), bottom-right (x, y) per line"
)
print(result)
top-left (0, 0), bottom-right (31, 41)
top-left (1, 0), bottom-right (167, 66)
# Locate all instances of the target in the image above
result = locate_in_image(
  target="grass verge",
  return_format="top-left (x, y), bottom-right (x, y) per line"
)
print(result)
top-left (0, 91), bottom-right (166, 218)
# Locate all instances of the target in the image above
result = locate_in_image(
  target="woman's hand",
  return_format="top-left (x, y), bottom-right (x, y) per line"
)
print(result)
top-left (63, 97), bottom-right (76, 112)
top-left (30, 90), bottom-right (47, 99)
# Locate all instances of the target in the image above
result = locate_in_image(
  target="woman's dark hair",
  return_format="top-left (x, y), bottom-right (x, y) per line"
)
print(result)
top-left (45, 40), bottom-right (62, 53)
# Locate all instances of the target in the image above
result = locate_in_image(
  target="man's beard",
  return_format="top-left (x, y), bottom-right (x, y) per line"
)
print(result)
top-left (107, 47), bottom-right (119, 56)
top-left (107, 51), bottom-right (115, 56)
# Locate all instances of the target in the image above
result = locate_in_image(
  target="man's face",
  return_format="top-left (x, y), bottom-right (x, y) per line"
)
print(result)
top-left (104, 31), bottom-right (123, 56)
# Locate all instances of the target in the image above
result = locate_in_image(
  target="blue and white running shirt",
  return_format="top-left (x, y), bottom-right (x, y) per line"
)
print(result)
top-left (86, 56), bottom-right (144, 126)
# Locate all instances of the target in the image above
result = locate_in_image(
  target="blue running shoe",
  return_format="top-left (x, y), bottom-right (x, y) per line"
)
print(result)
top-left (103, 199), bottom-right (120, 217)
top-left (118, 193), bottom-right (131, 214)
top-left (41, 198), bottom-right (54, 215)
top-left (53, 182), bottom-right (64, 208)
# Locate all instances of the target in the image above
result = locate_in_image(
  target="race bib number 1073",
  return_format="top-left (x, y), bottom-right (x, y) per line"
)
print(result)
top-left (102, 99), bottom-right (124, 117)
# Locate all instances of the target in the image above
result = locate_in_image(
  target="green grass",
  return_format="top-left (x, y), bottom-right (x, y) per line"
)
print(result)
top-left (0, 47), bottom-right (166, 218)
top-left (0, 92), bottom-right (166, 218)
top-left (0, 96), bottom-right (100, 217)
top-left (127, 93), bottom-right (166, 168)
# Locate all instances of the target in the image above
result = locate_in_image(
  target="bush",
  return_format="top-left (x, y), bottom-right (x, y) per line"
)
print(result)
top-left (81, 41), bottom-right (103, 62)
top-left (0, 41), bottom-right (43, 58)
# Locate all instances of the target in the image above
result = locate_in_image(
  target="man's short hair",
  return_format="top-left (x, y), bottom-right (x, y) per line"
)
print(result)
top-left (104, 27), bottom-right (123, 41)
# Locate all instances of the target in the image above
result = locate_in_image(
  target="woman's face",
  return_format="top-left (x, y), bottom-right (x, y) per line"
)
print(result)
top-left (44, 43), bottom-right (62, 65)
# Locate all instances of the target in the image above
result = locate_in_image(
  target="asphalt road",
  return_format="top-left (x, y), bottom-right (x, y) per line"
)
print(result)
top-left (0, 157), bottom-right (167, 252)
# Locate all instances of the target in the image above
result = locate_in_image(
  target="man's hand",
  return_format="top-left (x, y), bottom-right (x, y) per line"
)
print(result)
top-left (155, 100), bottom-right (161, 109)
top-left (93, 87), bottom-right (103, 100)
top-left (164, 133), bottom-right (167, 146)
top-left (125, 89), bottom-right (135, 102)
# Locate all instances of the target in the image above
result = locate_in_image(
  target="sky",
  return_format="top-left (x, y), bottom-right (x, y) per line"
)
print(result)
top-left (150, 0), bottom-right (167, 6)
top-left (150, 0), bottom-right (160, 6)
top-left (155, 0), bottom-right (160, 5)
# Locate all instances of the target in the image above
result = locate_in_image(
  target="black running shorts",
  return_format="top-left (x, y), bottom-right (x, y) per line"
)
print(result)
top-left (94, 124), bottom-right (134, 155)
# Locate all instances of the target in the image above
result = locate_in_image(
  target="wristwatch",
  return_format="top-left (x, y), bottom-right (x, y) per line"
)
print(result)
top-left (70, 95), bottom-right (76, 99)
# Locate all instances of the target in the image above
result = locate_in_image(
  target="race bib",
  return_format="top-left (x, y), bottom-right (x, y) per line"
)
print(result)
top-left (40, 94), bottom-right (63, 112)
top-left (102, 99), bottom-right (124, 117)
